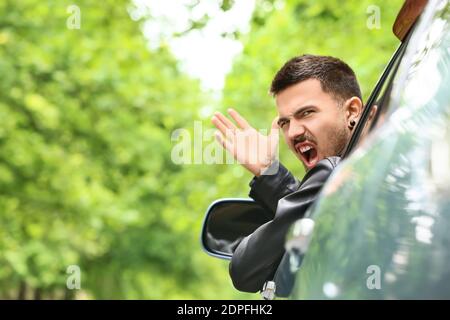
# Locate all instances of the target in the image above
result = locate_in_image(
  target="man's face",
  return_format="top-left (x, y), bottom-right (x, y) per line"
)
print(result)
top-left (276, 78), bottom-right (351, 171)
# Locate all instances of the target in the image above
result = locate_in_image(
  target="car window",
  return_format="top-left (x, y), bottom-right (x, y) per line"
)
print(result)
top-left (343, 32), bottom-right (410, 157)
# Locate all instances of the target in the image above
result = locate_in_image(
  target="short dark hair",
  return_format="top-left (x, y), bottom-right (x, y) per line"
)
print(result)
top-left (270, 54), bottom-right (362, 104)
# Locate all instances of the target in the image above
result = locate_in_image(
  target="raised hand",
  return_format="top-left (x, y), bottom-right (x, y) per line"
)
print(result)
top-left (211, 108), bottom-right (279, 176)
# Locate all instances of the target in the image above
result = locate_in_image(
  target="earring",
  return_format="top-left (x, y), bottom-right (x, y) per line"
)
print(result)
top-left (349, 120), bottom-right (356, 129)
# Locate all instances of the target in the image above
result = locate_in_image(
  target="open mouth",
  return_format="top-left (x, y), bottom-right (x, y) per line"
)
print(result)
top-left (295, 142), bottom-right (319, 169)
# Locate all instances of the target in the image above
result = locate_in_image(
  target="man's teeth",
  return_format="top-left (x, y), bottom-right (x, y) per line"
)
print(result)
top-left (300, 145), bottom-right (312, 153)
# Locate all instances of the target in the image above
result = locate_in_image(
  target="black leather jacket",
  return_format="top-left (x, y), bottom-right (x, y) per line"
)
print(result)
top-left (229, 157), bottom-right (341, 293)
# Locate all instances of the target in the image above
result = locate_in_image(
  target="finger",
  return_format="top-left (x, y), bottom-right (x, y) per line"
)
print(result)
top-left (212, 116), bottom-right (237, 143)
top-left (214, 130), bottom-right (234, 154)
top-left (228, 108), bottom-right (250, 129)
top-left (211, 115), bottom-right (230, 136)
top-left (214, 111), bottom-right (237, 131)
top-left (269, 117), bottom-right (280, 152)
top-left (270, 116), bottom-right (280, 136)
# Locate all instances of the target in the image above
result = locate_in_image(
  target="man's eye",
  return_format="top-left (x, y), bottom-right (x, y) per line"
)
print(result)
top-left (302, 110), bottom-right (313, 117)
top-left (279, 120), bottom-right (289, 128)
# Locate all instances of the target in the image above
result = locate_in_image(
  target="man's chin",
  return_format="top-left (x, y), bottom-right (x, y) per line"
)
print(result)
top-left (300, 157), bottom-right (321, 172)
top-left (303, 152), bottom-right (321, 170)
top-left (290, 146), bottom-right (323, 171)
top-left (306, 161), bottom-right (319, 171)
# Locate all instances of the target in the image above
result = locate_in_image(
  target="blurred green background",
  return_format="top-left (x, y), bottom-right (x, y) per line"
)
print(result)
top-left (0, 0), bottom-right (402, 299)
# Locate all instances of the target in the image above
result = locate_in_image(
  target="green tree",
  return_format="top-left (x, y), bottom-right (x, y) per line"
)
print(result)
top-left (0, 0), bottom-right (250, 299)
top-left (0, 0), bottom-right (405, 299)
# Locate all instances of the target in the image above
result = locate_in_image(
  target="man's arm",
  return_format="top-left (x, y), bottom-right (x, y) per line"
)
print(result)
top-left (229, 157), bottom-right (340, 293)
top-left (248, 160), bottom-right (301, 215)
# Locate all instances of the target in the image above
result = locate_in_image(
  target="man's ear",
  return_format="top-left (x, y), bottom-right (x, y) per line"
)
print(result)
top-left (343, 97), bottom-right (363, 128)
top-left (368, 104), bottom-right (378, 121)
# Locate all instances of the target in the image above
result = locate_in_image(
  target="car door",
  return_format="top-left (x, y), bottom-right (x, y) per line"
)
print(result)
top-left (285, 0), bottom-right (450, 299)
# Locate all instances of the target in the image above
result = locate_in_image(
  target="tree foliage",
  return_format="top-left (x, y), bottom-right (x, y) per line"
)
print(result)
top-left (0, 0), bottom-right (403, 299)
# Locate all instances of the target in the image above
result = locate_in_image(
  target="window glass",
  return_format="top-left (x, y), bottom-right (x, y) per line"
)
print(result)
top-left (290, 1), bottom-right (450, 299)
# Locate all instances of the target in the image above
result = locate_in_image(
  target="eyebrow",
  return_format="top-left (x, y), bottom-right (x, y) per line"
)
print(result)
top-left (278, 105), bottom-right (317, 125)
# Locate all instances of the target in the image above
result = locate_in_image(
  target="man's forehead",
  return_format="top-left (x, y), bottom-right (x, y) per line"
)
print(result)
top-left (276, 79), bottom-right (324, 104)
top-left (275, 79), bottom-right (336, 115)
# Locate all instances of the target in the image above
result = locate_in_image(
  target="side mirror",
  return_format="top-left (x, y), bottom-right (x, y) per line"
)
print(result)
top-left (200, 198), bottom-right (273, 260)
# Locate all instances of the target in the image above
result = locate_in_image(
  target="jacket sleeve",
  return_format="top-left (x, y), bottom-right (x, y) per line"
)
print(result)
top-left (229, 157), bottom-right (339, 293)
top-left (248, 160), bottom-right (301, 216)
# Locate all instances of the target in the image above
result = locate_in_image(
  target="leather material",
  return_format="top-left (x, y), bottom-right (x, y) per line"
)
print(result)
top-left (229, 156), bottom-right (341, 293)
top-left (248, 160), bottom-right (301, 216)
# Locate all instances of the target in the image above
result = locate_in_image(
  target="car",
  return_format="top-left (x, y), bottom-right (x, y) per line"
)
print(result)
top-left (200, 0), bottom-right (450, 299)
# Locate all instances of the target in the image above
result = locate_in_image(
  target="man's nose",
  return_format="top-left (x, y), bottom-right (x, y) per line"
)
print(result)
top-left (287, 120), bottom-right (306, 142)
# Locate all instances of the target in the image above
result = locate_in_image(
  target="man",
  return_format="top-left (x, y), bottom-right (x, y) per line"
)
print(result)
top-left (211, 55), bottom-right (363, 293)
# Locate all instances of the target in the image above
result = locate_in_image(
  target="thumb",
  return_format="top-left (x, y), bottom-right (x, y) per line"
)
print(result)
top-left (270, 116), bottom-right (280, 137)
top-left (269, 117), bottom-right (280, 152)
